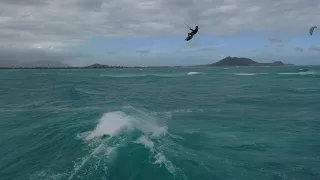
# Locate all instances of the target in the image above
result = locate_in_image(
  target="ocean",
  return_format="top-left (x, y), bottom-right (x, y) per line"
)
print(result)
top-left (0, 66), bottom-right (319, 180)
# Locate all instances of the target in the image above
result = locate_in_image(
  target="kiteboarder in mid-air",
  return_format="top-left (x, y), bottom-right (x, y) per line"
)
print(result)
top-left (310, 26), bottom-right (317, 35)
top-left (185, 25), bottom-right (198, 41)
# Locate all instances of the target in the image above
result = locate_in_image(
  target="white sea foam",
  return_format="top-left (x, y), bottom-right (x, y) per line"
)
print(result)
top-left (85, 111), bottom-right (133, 140)
top-left (73, 107), bottom-right (185, 179)
top-left (135, 135), bottom-right (179, 177)
top-left (136, 136), bottom-right (155, 152)
top-left (278, 71), bottom-right (317, 75)
top-left (100, 73), bottom-right (180, 78)
top-left (234, 73), bottom-right (268, 76)
top-left (187, 72), bottom-right (203, 75)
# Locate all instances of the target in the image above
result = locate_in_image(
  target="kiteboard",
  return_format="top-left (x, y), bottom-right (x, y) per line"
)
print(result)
top-left (185, 35), bottom-right (193, 41)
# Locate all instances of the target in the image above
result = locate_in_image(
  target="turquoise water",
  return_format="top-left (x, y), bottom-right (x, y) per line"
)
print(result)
top-left (0, 66), bottom-right (319, 180)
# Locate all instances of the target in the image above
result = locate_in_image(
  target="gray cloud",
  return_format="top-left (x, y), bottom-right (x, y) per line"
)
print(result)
top-left (137, 50), bottom-right (150, 54)
top-left (0, 0), bottom-right (318, 48)
top-left (201, 48), bottom-right (216, 51)
top-left (268, 37), bottom-right (282, 43)
top-left (295, 47), bottom-right (303, 52)
top-left (107, 51), bottom-right (117, 54)
top-left (0, 46), bottom-right (92, 67)
top-left (207, 42), bottom-right (218, 46)
top-left (308, 47), bottom-right (320, 51)
top-left (0, 0), bottom-right (49, 6)
top-left (0, 0), bottom-right (319, 64)
top-left (189, 41), bottom-right (200, 47)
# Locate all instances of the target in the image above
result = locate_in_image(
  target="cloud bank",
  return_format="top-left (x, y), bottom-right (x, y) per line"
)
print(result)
top-left (1, 0), bottom-right (318, 48)
top-left (0, 0), bottom-right (319, 65)
top-left (0, 46), bottom-right (92, 67)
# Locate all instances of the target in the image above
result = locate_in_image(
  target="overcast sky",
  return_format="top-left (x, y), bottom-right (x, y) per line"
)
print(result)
top-left (1, 0), bottom-right (320, 66)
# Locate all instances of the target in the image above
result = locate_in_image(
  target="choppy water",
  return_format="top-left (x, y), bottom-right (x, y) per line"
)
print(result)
top-left (0, 66), bottom-right (319, 180)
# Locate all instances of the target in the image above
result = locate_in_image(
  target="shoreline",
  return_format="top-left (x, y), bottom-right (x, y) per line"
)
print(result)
top-left (0, 65), bottom-right (302, 70)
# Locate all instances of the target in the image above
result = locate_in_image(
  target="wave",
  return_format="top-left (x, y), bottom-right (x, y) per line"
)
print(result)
top-left (233, 70), bottom-right (318, 76)
top-left (134, 135), bottom-right (177, 175)
top-left (100, 72), bottom-right (204, 78)
top-left (298, 68), bottom-right (309, 71)
top-left (187, 72), bottom-right (203, 75)
top-left (278, 71), bottom-right (317, 75)
top-left (233, 73), bottom-right (268, 76)
top-left (65, 107), bottom-right (186, 179)
top-left (100, 73), bottom-right (181, 78)
top-left (221, 142), bottom-right (269, 152)
top-left (74, 87), bottom-right (103, 95)
top-left (84, 111), bottom-right (133, 140)
top-left (29, 171), bottom-right (68, 180)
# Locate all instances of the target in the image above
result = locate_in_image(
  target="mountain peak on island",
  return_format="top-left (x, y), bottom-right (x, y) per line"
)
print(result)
top-left (85, 63), bottom-right (110, 68)
top-left (206, 56), bottom-right (292, 67)
top-left (213, 56), bottom-right (257, 66)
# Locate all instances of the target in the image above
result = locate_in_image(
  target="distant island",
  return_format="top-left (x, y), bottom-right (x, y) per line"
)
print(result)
top-left (203, 56), bottom-right (294, 67)
top-left (0, 63), bottom-right (126, 69)
top-left (0, 56), bottom-right (293, 69)
top-left (85, 63), bottom-right (125, 69)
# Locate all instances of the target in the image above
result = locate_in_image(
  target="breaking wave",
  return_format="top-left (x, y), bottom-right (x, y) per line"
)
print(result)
top-left (233, 73), bottom-right (268, 76)
top-left (187, 72), bottom-right (203, 75)
top-left (65, 106), bottom-right (186, 180)
top-left (100, 73), bottom-right (182, 78)
top-left (278, 71), bottom-right (318, 75)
